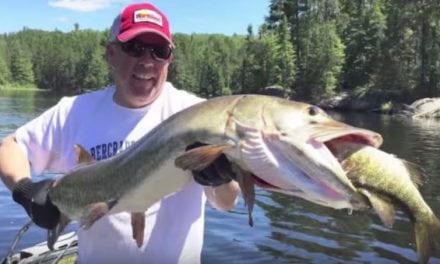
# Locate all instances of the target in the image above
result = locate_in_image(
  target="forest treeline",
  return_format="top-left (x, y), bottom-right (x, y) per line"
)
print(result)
top-left (0, 0), bottom-right (439, 104)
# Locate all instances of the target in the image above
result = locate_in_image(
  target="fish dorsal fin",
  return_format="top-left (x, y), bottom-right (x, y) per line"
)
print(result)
top-left (175, 144), bottom-right (233, 171)
top-left (402, 159), bottom-right (426, 187)
top-left (74, 144), bottom-right (95, 164)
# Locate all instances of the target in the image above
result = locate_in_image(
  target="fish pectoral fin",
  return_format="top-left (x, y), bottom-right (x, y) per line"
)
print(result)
top-left (47, 214), bottom-right (71, 250)
top-left (232, 163), bottom-right (255, 227)
top-left (74, 144), bottom-right (95, 164)
top-left (359, 188), bottom-right (396, 228)
top-left (80, 199), bottom-right (117, 229)
top-left (131, 212), bottom-right (145, 248)
top-left (175, 144), bottom-right (233, 171)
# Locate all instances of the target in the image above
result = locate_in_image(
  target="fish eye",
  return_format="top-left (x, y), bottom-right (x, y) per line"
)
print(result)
top-left (307, 106), bottom-right (320, 116)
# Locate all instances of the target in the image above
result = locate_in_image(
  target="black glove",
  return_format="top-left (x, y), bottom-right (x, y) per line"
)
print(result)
top-left (12, 178), bottom-right (60, 229)
top-left (187, 142), bottom-right (236, 187)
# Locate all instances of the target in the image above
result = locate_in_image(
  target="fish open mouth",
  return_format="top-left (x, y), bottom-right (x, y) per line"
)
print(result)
top-left (312, 124), bottom-right (383, 148)
top-left (326, 134), bottom-right (374, 150)
top-left (323, 128), bottom-right (382, 156)
top-left (251, 127), bottom-right (382, 190)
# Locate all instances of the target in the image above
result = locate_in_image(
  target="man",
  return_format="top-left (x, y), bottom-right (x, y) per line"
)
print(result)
top-left (0, 3), bottom-right (240, 263)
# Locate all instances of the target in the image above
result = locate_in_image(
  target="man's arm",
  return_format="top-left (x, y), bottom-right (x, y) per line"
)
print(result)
top-left (0, 134), bottom-right (31, 190)
top-left (0, 134), bottom-right (60, 229)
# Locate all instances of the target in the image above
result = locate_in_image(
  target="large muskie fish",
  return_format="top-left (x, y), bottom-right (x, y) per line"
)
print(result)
top-left (47, 95), bottom-right (381, 249)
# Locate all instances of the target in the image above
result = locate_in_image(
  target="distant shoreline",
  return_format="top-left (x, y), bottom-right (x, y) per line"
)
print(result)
top-left (0, 85), bottom-right (50, 92)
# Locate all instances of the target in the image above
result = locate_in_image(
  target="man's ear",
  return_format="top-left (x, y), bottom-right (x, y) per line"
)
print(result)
top-left (106, 43), bottom-right (115, 60)
top-left (105, 43), bottom-right (116, 68)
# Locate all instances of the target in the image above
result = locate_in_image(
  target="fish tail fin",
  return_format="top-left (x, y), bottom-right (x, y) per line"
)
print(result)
top-left (47, 214), bottom-right (71, 250)
top-left (414, 215), bottom-right (440, 264)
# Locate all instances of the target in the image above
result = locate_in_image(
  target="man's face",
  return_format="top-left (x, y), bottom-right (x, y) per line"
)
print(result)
top-left (107, 33), bottom-right (173, 108)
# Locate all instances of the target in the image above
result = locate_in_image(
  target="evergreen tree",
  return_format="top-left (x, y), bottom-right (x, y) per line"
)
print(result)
top-left (291, 0), bottom-right (345, 100)
top-left (0, 56), bottom-right (9, 85)
top-left (277, 15), bottom-right (296, 96)
top-left (377, 0), bottom-right (420, 100)
top-left (415, 0), bottom-right (440, 98)
top-left (239, 25), bottom-right (261, 93)
top-left (0, 38), bottom-right (11, 85)
top-left (259, 30), bottom-right (281, 91)
top-left (168, 33), bottom-right (198, 93)
top-left (2, 1), bottom-right (440, 103)
top-left (340, 0), bottom-right (386, 96)
top-left (83, 48), bottom-right (109, 90)
top-left (9, 40), bottom-right (35, 85)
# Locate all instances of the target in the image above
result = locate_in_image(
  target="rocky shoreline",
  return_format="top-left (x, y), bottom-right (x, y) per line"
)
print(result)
top-left (317, 93), bottom-right (440, 118)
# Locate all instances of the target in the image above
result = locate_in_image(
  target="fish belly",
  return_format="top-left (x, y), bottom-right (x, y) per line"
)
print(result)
top-left (110, 159), bottom-right (193, 213)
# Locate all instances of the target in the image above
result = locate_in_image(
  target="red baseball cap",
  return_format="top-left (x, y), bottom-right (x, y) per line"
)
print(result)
top-left (110, 3), bottom-right (173, 45)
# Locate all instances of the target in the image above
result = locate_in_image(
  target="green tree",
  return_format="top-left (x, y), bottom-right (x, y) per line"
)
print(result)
top-left (340, 0), bottom-right (386, 94)
top-left (82, 48), bottom-right (109, 90)
top-left (414, 0), bottom-right (440, 98)
top-left (239, 25), bottom-right (262, 93)
top-left (291, 0), bottom-right (345, 100)
top-left (276, 15), bottom-right (296, 96)
top-left (9, 40), bottom-right (35, 85)
top-left (0, 38), bottom-right (11, 85)
top-left (305, 23), bottom-right (345, 100)
top-left (376, 0), bottom-right (420, 100)
top-left (168, 33), bottom-right (199, 93)
top-left (3, 2), bottom-right (440, 103)
top-left (259, 30), bottom-right (281, 91)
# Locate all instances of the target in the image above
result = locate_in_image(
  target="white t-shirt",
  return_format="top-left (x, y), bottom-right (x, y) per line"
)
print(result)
top-left (15, 82), bottom-right (207, 264)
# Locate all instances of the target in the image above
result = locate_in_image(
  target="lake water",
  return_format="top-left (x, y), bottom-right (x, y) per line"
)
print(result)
top-left (0, 90), bottom-right (439, 263)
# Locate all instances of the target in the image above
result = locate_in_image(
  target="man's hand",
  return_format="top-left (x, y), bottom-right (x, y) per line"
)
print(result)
top-left (187, 142), bottom-right (236, 186)
top-left (12, 178), bottom-right (60, 229)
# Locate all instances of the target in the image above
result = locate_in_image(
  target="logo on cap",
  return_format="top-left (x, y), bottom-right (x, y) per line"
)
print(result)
top-left (133, 9), bottom-right (163, 27)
